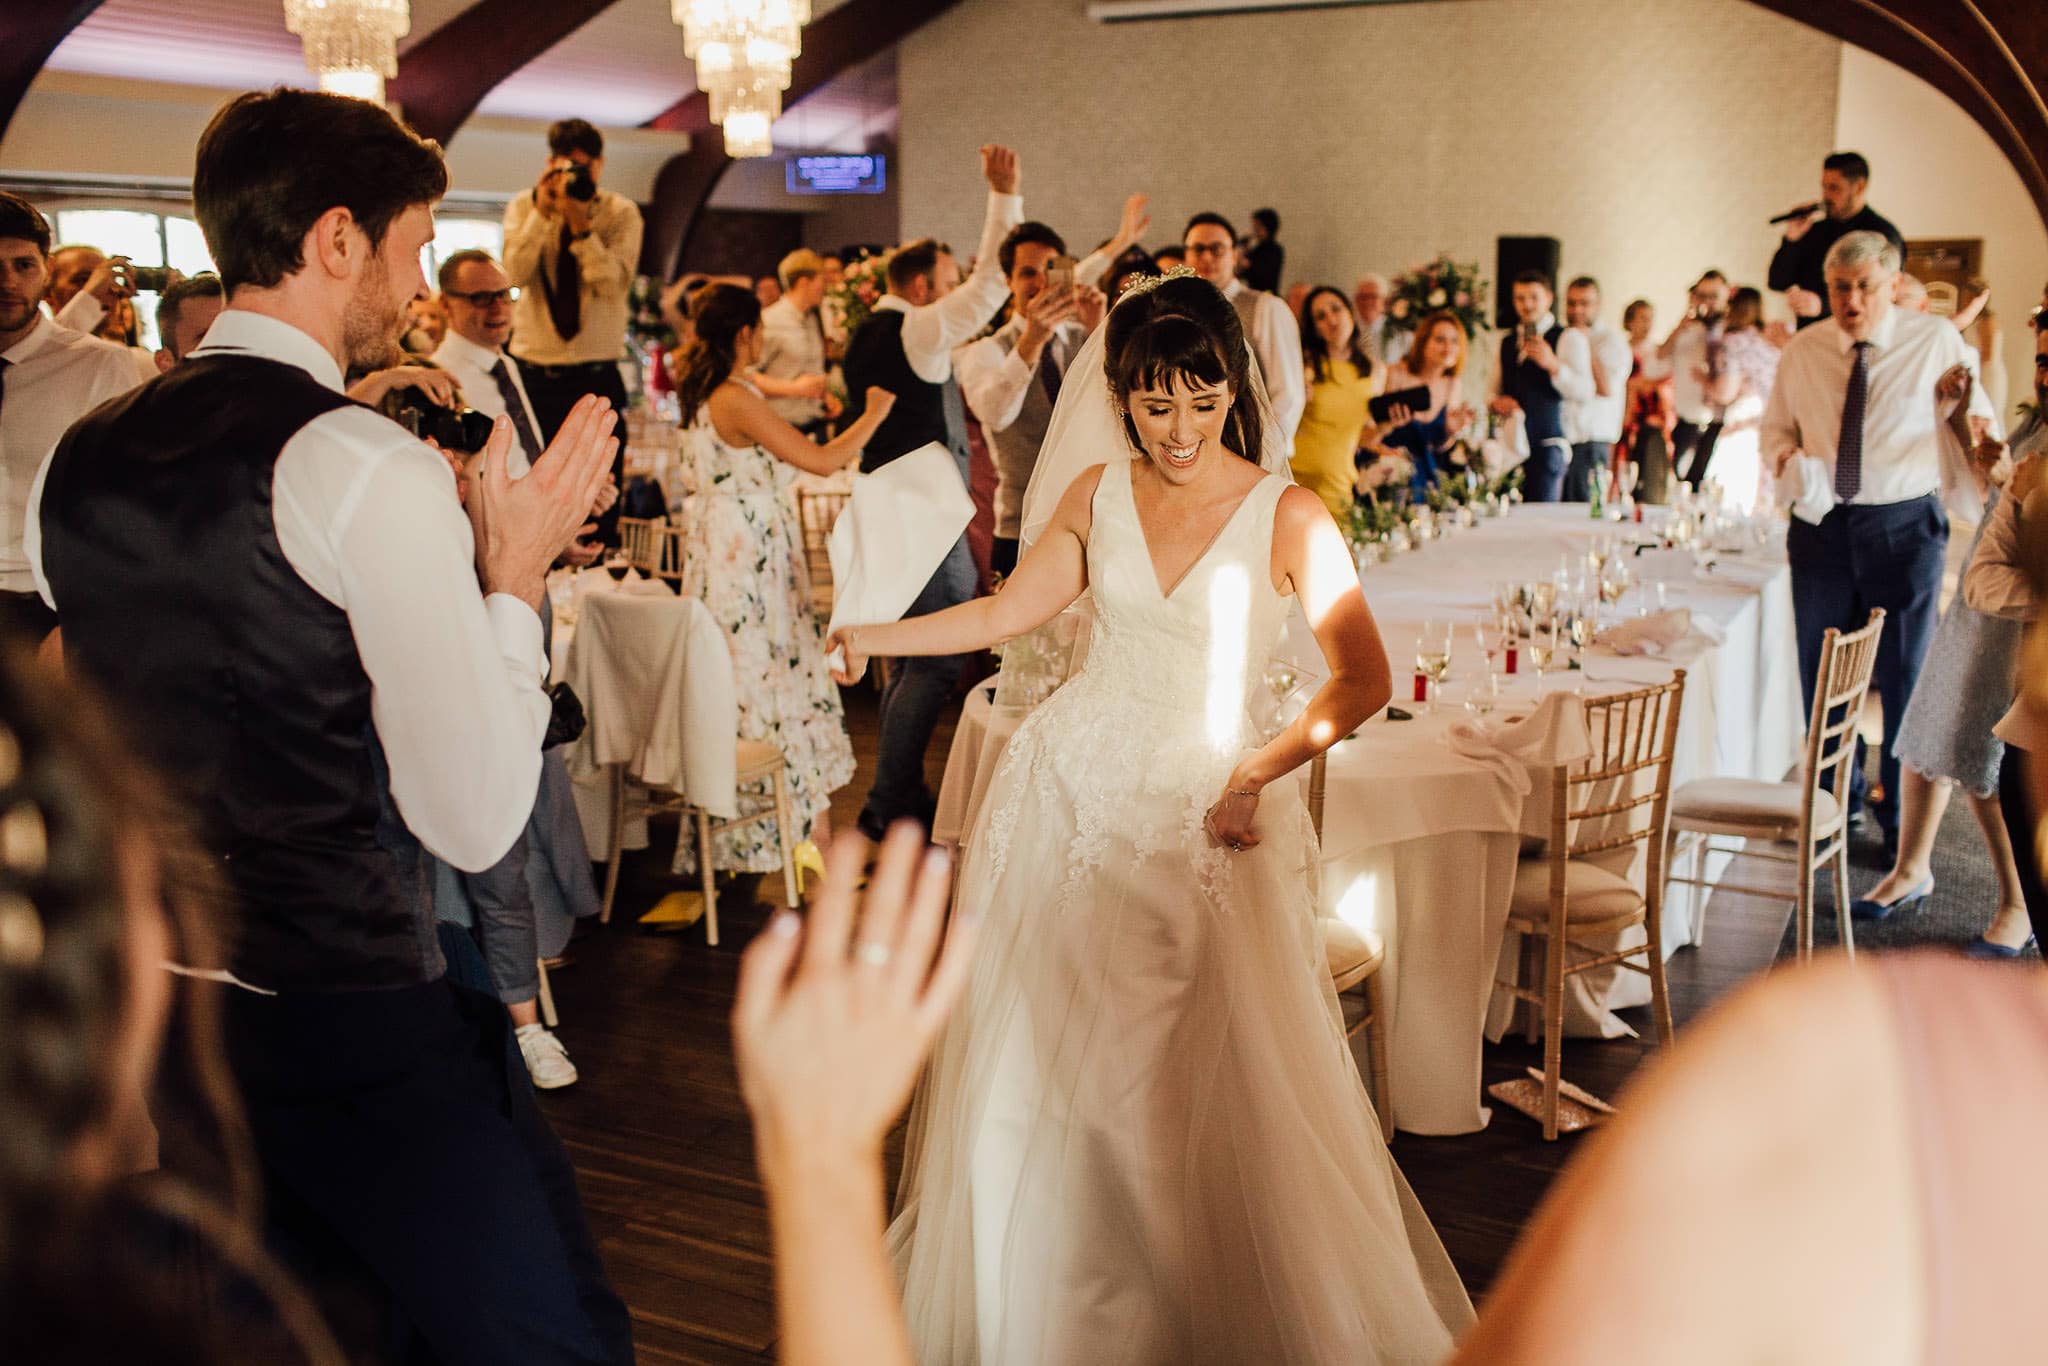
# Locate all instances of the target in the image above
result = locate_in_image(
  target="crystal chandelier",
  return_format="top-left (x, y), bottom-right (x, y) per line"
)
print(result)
top-left (673, 0), bottom-right (811, 158)
top-left (283, 0), bottom-right (412, 106)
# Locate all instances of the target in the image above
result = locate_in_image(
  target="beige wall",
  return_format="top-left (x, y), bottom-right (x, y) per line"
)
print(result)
top-left (901, 0), bottom-right (1838, 386)
top-left (1835, 46), bottom-right (2045, 426)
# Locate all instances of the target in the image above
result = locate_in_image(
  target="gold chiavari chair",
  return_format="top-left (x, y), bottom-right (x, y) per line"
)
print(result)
top-left (1309, 752), bottom-right (1395, 1143)
top-left (1493, 672), bottom-right (1687, 1140)
top-left (1665, 610), bottom-right (1884, 962)
top-left (617, 515), bottom-right (663, 574)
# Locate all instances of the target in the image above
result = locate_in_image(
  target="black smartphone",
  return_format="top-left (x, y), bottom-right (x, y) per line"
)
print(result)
top-left (1369, 385), bottom-right (1432, 425)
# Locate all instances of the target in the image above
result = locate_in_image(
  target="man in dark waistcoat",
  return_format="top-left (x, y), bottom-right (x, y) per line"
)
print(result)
top-left (1489, 270), bottom-right (1572, 502)
top-left (32, 89), bottom-right (633, 1365)
top-left (839, 145), bottom-right (1022, 839)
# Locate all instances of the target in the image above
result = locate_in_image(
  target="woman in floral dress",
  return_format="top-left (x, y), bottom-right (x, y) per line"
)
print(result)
top-left (671, 284), bottom-right (896, 873)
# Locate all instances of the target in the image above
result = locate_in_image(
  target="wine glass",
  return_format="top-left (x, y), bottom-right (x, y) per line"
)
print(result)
top-left (1464, 670), bottom-right (1502, 717)
top-left (1473, 617), bottom-right (1504, 676)
top-left (603, 547), bottom-right (633, 583)
top-left (1526, 613), bottom-right (1557, 693)
top-left (1416, 619), bottom-right (1453, 708)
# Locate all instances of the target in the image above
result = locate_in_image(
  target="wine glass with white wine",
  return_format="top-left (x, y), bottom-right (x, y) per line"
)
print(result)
top-left (1416, 618), bottom-right (1453, 710)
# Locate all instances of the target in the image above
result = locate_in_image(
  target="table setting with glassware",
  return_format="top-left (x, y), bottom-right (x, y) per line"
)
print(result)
top-left (932, 496), bottom-right (1803, 1135)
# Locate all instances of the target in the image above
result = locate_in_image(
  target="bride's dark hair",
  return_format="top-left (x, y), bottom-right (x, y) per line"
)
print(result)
top-left (1104, 274), bottom-right (1264, 464)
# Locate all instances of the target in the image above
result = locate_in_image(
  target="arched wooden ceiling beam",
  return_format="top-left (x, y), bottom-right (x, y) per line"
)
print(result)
top-left (389, 0), bottom-right (625, 147)
top-left (640, 0), bottom-right (962, 278)
top-left (0, 1), bottom-right (107, 146)
top-left (1745, 0), bottom-right (2048, 231)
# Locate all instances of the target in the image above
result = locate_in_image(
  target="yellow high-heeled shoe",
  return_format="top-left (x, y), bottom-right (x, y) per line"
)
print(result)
top-left (793, 840), bottom-right (827, 897)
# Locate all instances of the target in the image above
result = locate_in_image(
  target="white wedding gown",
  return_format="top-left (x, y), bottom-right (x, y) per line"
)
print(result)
top-left (888, 460), bottom-right (1474, 1364)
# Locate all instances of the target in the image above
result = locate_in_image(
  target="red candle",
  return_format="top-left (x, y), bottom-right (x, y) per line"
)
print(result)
top-left (1505, 645), bottom-right (1519, 675)
top-left (1412, 672), bottom-right (1429, 703)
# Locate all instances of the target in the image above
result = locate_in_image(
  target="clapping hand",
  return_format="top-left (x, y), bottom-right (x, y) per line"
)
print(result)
top-left (732, 826), bottom-right (976, 1166)
top-left (1073, 284), bottom-right (1108, 333)
top-left (470, 394), bottom-right (618, 609)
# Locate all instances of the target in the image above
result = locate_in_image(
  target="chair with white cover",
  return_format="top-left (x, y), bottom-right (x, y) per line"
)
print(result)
top-left (1665, 609), bottom-right (1884, 962)
top-left (1495, 672), bottom-right (1687, 1140)
top-left (560, 590), bottom-right (801, 947)
top-left (1309, 752), bottom-right (1394, 1142)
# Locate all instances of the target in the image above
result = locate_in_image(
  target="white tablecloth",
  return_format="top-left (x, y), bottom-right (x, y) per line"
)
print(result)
top-left (934, 506), bottom-right (1802, 1135)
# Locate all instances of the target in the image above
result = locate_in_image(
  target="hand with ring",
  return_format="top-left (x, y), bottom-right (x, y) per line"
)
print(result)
top-left (1203, 777), bottom-right (1263, 852)
top-left (732, 823), bottom-right (978, 1167)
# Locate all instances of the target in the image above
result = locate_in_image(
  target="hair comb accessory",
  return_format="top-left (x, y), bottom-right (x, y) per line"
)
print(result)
top-left (0, 891), bottom-right (42, 968)
top-left (1116, 264), bottom-right (1200, 305)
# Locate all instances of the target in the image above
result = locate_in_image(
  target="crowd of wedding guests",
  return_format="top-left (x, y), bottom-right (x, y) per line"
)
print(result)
top-left (7, 75), bottom-right (2048, 1365)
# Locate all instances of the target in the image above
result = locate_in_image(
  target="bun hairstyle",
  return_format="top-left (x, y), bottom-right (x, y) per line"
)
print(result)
top-left (673, 283), bottom-right (764, 417)
top-left (1104, 274), bottom-right (1264, 464)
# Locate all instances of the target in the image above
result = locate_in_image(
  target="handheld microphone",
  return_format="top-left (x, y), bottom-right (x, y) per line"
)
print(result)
top-left (1769, 202), bottom-right (1822, 225)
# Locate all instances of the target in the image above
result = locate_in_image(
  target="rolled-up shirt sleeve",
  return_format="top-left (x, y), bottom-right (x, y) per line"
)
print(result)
top-left (954, 332), bottom-right (1033, 433)
top-left (899, 190), bottom-right (1023, 383)
top-left (275, 408), bottom-right (550, 872)
top-left (1963, 483), bottom-right (2036, 621)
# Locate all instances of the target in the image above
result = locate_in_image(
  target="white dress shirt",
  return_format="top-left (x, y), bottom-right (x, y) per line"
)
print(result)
top-left (756, 295), bottom-right (829, 425)
top-left (1222, 277), bottom-right (1306, 440)
top-left (952, 314), bottom-right (1088, 434)
top-left (876, 190), bottom-right (1024, 385)
top-left (1555, 320), bottom-right (1632, 444)
top-left (50, 294), bottom-right (174, 385)
top-left (502, 187), bottom-right (645, 366)
top-left (27, 310), bottom-right (551, 873)
top-left (1760, 306), bottom-right (1997, 511)
top-left (1669, 325), bottom-right (1716, 425)
top-left (432, 331), bottom-right (544, 476)
top-left (0, 315), bottom-right (144, 591)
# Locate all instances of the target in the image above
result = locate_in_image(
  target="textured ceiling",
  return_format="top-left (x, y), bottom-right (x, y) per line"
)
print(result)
top-left (44, 0), bottom-right (883, 145)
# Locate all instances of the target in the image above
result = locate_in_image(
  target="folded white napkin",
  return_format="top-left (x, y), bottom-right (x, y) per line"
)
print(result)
top-left (1596, 607), bottom-right (1724, 656)
top-left (1443, 713), bottom-right (1542, 797)
top-left (825, 443), bottom-right (977, 671)
top-left (1782, 455), bottom-right (1837, 526)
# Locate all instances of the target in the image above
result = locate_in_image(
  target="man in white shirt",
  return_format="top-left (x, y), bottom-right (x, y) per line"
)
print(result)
top-left (1184, 211), bottom-right (1305, 443)
top-left (502, 117), bottom-right (643, 542)
top-left (753, 248), bottom-right (836, 434)
top-left (1352, 272), bottom-right (1408, 369)
top-left (431, 248), bottom-right (547, 476)
top-left (1661, 270), bottom-right (1729, 488)
top-left (1555, 275), bottom-right (1633, 501)
top-left (29, 91), bottom-right (631, 1363)
top-left (1761, 230), bottom-right (1995, 852)
top-left (0, 193), bottom-right (145, 643)
top-left (840, 145), bottom-right (1023, 839)
top-left (955, 220), bottom-right (1111, 576)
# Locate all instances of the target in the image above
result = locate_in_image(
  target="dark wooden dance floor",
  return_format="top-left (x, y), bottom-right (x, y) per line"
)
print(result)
top-left (539, 686), bottom-right (1800, 1362)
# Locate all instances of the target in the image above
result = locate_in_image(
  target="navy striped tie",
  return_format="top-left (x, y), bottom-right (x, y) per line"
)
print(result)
top-left (1834, 341), bottom-right (1872, 500)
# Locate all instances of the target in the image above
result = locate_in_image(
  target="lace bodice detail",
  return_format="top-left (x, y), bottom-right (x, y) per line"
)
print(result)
top-left (1064, 459), bottom-right (1292, 743)
top-left (980, 460), bottom-right (1301, 907)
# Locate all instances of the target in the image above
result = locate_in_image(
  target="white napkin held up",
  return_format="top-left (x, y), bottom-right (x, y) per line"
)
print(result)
top-left (824, 443), bottom-right (977, 671)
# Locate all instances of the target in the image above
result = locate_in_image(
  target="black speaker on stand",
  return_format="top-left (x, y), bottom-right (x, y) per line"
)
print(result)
top-left (1495, 236), bottom-right (1561, 329)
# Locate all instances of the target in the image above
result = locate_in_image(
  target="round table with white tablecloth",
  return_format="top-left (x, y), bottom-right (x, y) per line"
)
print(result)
top-left (933, 506), bottom-right (1804, 1135)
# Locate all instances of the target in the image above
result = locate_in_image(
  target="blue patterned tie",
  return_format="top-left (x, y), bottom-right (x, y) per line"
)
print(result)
top-left (1834, 341), bottom-right (1872, 500)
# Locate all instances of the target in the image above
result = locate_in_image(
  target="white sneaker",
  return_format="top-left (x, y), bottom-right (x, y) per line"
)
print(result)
top-left (516, 1024), bottom-right (579, 1090)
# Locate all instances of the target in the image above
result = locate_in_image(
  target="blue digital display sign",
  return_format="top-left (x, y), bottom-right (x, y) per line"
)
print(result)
top-left (787, 154), bottom-right (887, 195)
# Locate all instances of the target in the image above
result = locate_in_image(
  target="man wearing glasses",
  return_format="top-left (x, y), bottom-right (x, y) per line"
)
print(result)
top-left (1183, 211), bottom-right (1305, 442)
top-left (433, 249), bottom-right (547, 476)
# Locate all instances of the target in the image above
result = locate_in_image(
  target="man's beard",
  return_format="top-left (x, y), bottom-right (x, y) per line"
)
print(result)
top-left (0, 294), bottom-right (39, 335)
top-left (340, 256), bottom-right (407, 373)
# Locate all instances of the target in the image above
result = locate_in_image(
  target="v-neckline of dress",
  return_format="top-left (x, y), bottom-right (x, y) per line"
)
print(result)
top-left (1122, 460), bottom-right (1268, 603)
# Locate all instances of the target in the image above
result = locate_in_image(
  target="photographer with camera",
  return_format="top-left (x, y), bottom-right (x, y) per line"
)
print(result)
top-left (1657, 269), bottom-right (1731, 488)
top-left (46, 244), bottom-right (163, 381)
top-left (503, 117), bottom-right (643, 543)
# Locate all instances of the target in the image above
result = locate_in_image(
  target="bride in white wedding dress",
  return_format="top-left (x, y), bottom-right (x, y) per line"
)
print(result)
top-left (827, 274), bottom-right (1473, 1364)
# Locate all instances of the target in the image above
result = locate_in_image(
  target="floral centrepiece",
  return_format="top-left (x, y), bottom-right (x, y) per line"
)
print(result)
top-left (828, 253), bottom-right (888, 339)
top-left (1385, 254), bottom-right (1489, 341)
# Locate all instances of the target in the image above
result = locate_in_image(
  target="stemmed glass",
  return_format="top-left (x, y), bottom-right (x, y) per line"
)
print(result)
top-left (1526, 612), bottom-right (1559, 694)
top-left (1416, 618), bottom-right (1453, 710)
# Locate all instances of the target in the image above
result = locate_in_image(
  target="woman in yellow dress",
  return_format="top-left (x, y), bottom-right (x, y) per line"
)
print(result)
top-left (1292, 285), bottom-right (1384, 519)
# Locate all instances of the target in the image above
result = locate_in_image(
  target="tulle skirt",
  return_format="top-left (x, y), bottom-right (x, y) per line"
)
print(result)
top-left (886, 699), bottom-right (1474, 1365)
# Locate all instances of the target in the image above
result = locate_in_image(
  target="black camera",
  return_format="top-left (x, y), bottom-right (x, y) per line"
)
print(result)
top-left (116, 263), bottom-right (172, 293)
top-left (563, 163), bottom-right (597, 203)
top-left (395, 396), bottom-right (496, 454)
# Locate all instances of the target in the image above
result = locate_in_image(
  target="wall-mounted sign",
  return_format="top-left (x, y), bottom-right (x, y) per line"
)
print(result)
top-left (787, 154), bottom-right (887, 195)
